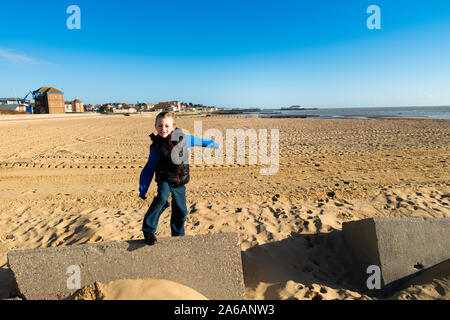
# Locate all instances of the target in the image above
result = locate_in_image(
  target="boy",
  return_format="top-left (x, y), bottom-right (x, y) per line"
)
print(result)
top-left (139, 111), bottom-right (219, 245)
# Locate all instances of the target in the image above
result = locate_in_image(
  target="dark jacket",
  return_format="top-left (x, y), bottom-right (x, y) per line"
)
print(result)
top-left (150, 128), bottom-right (190, 186)
top-left (139, 132), bottom-right (219, 198)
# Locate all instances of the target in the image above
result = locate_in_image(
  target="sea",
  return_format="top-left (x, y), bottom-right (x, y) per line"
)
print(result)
top-left (256, 106), bottom-right (450, 119)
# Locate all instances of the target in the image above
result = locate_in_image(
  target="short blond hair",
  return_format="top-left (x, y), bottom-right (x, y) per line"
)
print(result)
top-left (155, 111), bottom-right (176, 125)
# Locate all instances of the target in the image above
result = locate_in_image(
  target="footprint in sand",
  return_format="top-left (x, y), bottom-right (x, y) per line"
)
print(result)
top-left (313, 217), bottom-right (322, 232)
top-left (303, 220), bottom-right (310, 231)
top-left (304, 288), bottom-right (323, 300)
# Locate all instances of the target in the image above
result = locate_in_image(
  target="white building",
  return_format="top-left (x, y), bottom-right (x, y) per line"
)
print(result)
top-left (0, 97), bottom-right (31, 112)
top-left (166, 105), bottom-right (180, 112)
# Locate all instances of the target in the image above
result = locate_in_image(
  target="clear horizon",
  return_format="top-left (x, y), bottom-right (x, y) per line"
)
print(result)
top-left (1, 0), bottom-right (450, 109)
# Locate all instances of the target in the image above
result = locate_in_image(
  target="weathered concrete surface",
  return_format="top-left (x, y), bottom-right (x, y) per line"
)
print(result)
top-left (342, 218), bottom-right (450, 293)
top-left (7, 232), bottom-right (245, 300)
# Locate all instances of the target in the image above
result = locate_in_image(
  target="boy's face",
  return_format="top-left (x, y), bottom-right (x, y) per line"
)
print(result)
top-left (155, 117), bottom-right (176, 138)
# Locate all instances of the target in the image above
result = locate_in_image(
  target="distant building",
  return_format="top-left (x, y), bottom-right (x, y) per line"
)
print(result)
top-left (153, 101), bottom-right (181, 112)
top-left (0, 97), bottom-right (31, 113)
top-left (33, 87), bottom-right (65, 114)
top-left (64, 101), bottom-right (72, 112)
top-left (166, 105), bottom-right (180, 112)
top-left (64, 99), bottom-right (84, 112)
top-left (135, 102), bottom-right (154, 111)
top-left (0, 97), bottom-right (29, 105)
top-left (110, 103), bottom-right (124, 109)
top-left (112, 106), bottom-right (137, 113)
top-left (84, 104), bottom-right (96, 112)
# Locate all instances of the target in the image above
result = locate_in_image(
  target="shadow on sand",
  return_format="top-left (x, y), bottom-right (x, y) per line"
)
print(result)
top-left (241, 230), bottom-right (373, 299)
top-left (0, 264), bottom-right (15, 299)
top-left (126, 240), bottom-right (148, 252)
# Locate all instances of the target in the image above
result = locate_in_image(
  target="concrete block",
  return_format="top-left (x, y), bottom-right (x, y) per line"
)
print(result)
top-left (342, 218), bottom-right (450, 293)
top-left (7, 232), bottom-right (245, 300)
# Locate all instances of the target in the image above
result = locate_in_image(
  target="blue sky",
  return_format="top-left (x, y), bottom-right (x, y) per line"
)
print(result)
top-left (1, 0), bottom-right (449, 108)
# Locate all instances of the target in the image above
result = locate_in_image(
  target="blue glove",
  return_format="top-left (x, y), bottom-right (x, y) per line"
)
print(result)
top-left (139, 191), bottom-right (147, 200)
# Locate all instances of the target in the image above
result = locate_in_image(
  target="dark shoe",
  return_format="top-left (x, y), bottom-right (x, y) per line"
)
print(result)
top-left (143, 232), bottom-right (157, 245)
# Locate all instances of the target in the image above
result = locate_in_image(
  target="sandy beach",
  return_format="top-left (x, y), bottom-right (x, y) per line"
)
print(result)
top-left (0, 113), bottom-right (449, 300)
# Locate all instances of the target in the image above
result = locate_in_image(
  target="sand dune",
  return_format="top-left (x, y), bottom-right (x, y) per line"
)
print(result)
top-left (0, 114), bottom-right (449, 299)
top-left (71, 279), bottom-right (209, 300)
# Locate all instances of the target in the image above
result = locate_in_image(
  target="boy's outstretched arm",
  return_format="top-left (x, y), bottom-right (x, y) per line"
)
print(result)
top-left (185, 135), bottom-right (220, 149)
top-left (139, 148), bottom-right (160, 199)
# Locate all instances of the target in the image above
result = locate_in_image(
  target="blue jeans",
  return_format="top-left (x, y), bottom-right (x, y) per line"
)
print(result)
top-left (142, 181), bottom-right (188, 237)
